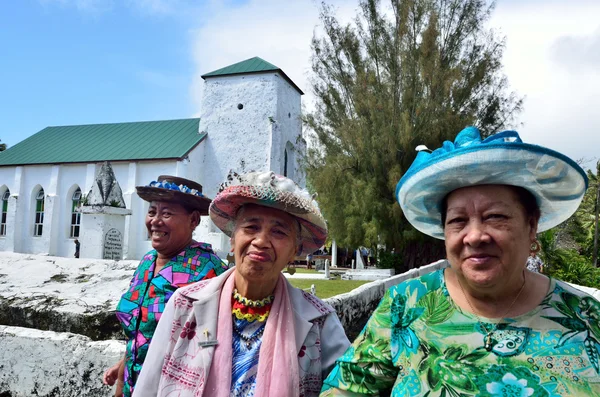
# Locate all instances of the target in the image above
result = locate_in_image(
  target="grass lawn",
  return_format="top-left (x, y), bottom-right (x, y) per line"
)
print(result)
top-left (287, 279), bottom-right (370, 299)
top-left (289, 268), bottom-right (320, 274)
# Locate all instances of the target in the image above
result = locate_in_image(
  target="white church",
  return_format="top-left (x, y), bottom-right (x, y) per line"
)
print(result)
top-left (0, 57), bottom-right (306, 260)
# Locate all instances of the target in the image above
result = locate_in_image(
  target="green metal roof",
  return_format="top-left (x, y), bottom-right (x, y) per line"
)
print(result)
top-left (201, 56), bottom-right (304, 95)
top-left (0, 118), bottom-right (206, 166)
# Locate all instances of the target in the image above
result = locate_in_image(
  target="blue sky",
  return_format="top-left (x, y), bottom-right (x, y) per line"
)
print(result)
top-left (1, 0), bottom-right (599, 168)
top-left (0, 0), bottom-right (219, 146)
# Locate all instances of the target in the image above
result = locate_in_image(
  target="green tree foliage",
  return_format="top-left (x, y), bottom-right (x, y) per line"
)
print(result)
top-left (0, 140), bottom-right (6, 151)
top-left (305, 0), bottom-right (522, 269)
top-left (571, 161), bottom-right (600, 266)
top-left (540, 229), bottom-right (600, 288)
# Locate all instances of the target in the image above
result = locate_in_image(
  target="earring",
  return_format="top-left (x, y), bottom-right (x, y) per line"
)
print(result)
top-left (530, 239), bottom-right (541, 257)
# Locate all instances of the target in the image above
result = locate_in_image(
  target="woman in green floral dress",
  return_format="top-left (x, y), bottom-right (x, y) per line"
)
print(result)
top-left (320, 127), bottom-right (600, 396)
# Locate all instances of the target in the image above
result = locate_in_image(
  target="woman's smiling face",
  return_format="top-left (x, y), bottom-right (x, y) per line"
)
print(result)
top-left (145, 201), bottom-right (198, 258)
top-left (231, 204), bottom-right (299, 286)
top-left (443, 185), bottom-right (538, 290)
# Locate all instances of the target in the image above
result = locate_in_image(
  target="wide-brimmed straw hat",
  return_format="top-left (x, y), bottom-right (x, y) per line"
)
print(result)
top-left (396, 126), bottom-right (588, 239)
top-left (136, 175), bottom-right (212, 214)
top-left (209, 171), bottom-right (327, 255)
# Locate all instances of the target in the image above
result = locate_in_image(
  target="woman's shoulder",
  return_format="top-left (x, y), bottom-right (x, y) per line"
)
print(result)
top-left (178, 268), bottom-right (234, 299)
top-left (386, 266), bottom-right (446, 300)
top-left (551, 278), bottom-right (600, 302)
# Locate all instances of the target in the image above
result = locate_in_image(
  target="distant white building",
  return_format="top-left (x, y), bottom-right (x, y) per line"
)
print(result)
top-left (0, 57), bottom-right (306, 260)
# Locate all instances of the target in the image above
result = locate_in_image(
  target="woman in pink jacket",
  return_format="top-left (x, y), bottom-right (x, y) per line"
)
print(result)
top-left (133, 171), bottom-right (350, 397)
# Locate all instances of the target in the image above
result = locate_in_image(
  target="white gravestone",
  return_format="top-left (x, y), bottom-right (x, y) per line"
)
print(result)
top-left (103, 228), bottom-right (123, 260)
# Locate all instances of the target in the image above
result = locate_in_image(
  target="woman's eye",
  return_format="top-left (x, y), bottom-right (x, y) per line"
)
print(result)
top-left (273, 229), bottom-right (288, 236)
top-left (486, 213), bottom-right (506, 220)
top-left (446, 217), bottom-right (464, 225)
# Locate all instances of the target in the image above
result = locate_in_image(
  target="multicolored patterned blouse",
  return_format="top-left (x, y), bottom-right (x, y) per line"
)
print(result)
top-left (230, 289), bottom-right (274, 397)
top-left (321, 268), bottom-right (600, 396)
top-left (116, 242), bottom-right (227, 397)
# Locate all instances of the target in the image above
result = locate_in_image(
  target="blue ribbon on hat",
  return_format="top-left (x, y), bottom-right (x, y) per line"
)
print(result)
top-left (401, 127), bottom-right (523, 184)
top-left (147, 180), bottom-right (204, 197)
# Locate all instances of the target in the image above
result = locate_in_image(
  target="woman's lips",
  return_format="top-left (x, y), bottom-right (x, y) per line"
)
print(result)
top-left (465, 255), bottom-right (494, 265)
top-left (247, 252), bottom-right (272, 262)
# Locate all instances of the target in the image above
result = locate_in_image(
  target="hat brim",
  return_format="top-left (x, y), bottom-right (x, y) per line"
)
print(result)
top-left (396, 143), bottom-right (588, 239)
top-left (136, 186), bottom-right (212, 215)
top-left (209, 186), bottom-right (327, 255)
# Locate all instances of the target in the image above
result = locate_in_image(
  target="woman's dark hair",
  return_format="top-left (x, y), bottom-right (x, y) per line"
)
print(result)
top-left (440, 185), bottom-right (541, 226)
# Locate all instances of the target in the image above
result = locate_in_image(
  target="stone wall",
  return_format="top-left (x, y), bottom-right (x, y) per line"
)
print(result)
top-left (1, 253), bottom-right (599, 397)
top-left (0, 326), bottom-right (123, 397)
top-left (324, 260), bottom-right (450, 339)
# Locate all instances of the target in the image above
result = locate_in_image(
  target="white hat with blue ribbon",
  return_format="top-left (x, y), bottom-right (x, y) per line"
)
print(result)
top-left (395, 126), bottom-right (589, 239)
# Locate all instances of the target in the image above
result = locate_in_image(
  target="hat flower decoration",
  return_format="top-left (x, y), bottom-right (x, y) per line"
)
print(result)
top-left (210, 171), bottom-right (327, 255)
top-left (396, 126), bottom-right (588, 239)
top-left (136, 175), bottom-right (212, 214)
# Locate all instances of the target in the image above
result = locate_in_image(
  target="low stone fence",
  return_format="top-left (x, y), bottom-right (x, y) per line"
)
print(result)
top-left (325, 260), bottom-right (449, 339)
top-left (0, 326), bottom-right (123, 397)
top-left (1, 252), bottom-right (598, 397)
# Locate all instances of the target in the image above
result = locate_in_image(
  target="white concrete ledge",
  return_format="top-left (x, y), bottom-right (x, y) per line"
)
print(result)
top-left (0, 325), bottom-right (124, 397)
top-left (1, 253), bottom-right (598, 397)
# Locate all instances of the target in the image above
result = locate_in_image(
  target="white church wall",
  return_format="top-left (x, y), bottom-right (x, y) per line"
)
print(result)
top-left (199, 73), bottom-right (279, 200)
top-left (20, 166), bottom-right (54, 254)
top-left (54, 165), bottom-right (87, 257)
top-left (0, 159), bottom-right (185, 259)
top-left (273, 73), bottom-right (304, 186)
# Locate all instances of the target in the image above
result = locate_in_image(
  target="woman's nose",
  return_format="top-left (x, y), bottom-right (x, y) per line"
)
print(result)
top-left (463, 222), bottom-right (490, 246)
top-left (252, 229), bottom-right (270, 247)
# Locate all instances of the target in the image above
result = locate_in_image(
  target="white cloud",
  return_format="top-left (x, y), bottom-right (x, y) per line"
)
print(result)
top-left (189, 0), bottom-right (600, 171)
top-left (187, 0), bottom-right (356, 116)
top-left (489, 0), bottom-right (600, 169)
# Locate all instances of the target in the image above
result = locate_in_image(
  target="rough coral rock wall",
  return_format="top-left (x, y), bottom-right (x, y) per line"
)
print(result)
top-left (324, 260), bottom-right (450, 340)
top-left (0, 326), bottom-right (123, 397)
top-left (0, 252), bottom-right (137, 340)
top-left (1, 253), bottom-right (599, 396)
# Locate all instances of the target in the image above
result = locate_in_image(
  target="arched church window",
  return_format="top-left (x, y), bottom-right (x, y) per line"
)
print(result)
top-left (34, 188), bottom-right (45, 237)
top-left (70, 188), bottom-right (82, 238)
top-left (284, 149), bottom-right (288, 177)
top-left (1, 189), bottom-right (9, 236)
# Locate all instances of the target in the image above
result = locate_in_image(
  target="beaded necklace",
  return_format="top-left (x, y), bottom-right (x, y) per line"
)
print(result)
top-left (232, 289), bottom-right (274, 322)
top-left (231, 289), bottom-right (274, 349)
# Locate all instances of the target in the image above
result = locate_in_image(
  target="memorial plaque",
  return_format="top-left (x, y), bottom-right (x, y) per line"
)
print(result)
top-left (103, 228), bottom-right (123, 260)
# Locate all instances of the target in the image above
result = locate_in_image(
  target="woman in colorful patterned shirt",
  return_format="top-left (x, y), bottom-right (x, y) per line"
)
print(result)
top-left (102, 175), bottom-right (228, 397)
top-left (132, 171), bottom-right (350, 397)
top-left (321, 127), bottom-right (600, 396)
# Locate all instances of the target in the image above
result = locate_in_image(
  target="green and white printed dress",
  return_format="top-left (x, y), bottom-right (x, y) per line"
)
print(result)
top-left (320, 268), bottom-right (600, 396)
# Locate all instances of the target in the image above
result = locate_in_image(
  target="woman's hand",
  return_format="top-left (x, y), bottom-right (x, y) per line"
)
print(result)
top-left (103, 361), bottom-right (121, 386)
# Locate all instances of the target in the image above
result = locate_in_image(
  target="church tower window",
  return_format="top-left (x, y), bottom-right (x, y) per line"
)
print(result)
top-left (1, 189), bottom-right (9, 236)
top-left (34, 188), bottom-right (45, 237)
top-left (284, 149), bottom-right (288, 177)
top-left (70, 188), bottom-right (82, 238)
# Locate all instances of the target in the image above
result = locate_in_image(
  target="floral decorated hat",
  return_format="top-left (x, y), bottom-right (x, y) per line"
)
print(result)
top-left (396, 126), bottom-right (588, 239)
top-left (136, 175), bottom-right (212, 214)
top-left (209, 171), bottom-right (327, 255)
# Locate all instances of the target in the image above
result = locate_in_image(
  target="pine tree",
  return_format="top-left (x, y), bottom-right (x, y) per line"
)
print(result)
top-left (305, 0), bottom-right (522, 269)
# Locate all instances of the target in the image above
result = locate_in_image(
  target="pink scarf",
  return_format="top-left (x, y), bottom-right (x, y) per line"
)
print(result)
top-left (204, 271), bottom-right (300, 397)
